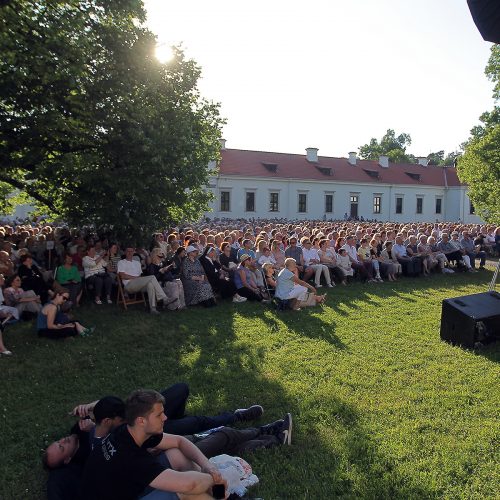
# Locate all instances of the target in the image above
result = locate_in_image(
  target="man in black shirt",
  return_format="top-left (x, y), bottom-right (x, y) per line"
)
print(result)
top-left (81, 389), bottom-right (225, 500)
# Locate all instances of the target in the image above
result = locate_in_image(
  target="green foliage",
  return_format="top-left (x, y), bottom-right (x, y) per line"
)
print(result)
top-left (0, 271), bottom-right (498, 499)
top-left (458, 125), bottom-right (500, 224)
top-left (0, 1), bottom-right (224, 242)
top-left (485, 44), bottom-right (500, 101)
top-left (458, 45), bottom-right (500, 223)
top-left (358, 129), bottom-right (416, 164)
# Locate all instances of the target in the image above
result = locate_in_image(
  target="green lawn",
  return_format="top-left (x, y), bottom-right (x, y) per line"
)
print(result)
top-left (1, 269), bottom-right (499, 499)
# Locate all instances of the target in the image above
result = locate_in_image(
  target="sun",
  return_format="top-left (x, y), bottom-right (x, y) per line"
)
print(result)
top-left (155, 44), bottom-right (173, 63)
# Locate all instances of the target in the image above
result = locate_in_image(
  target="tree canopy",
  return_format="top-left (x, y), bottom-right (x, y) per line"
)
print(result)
top-left (0, 0), bottom-right (224, 241)
top-left (358, 129), bottom-right (415, 164)
top-left (457, 44), bottom-right (500, 224)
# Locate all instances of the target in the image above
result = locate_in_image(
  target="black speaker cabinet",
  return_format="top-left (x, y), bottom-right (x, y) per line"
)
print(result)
top-left (440, 291), bottom-right (500, 348)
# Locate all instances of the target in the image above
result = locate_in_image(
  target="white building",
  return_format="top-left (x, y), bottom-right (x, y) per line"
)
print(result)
top-left (206, 143), bottom-right (483, 223)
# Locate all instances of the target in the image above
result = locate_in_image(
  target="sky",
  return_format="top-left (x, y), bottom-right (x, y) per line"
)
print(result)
top-left (144, 0), bottom-right (495, 159)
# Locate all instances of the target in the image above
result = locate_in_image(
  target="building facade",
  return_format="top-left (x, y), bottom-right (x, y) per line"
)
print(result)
top-left (206, 145), bottom-right (483, 223)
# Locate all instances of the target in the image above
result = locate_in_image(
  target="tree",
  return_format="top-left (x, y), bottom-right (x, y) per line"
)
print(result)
top-left (0, 1), bottom-right (224, 242)
top-left (458, 125), bottom-right (500, 223)
top-left (358, 129), bottom-right (415, 163)
top-left (457, 44), bottom-right (500, 223)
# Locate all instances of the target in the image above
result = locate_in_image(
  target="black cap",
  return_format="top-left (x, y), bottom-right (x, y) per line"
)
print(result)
top-left (93, 396), bottom-right (125, 424)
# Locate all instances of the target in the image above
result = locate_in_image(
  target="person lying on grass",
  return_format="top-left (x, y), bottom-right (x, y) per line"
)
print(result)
top-left (275, 257), bottom-right (326, 310)
top-left (44, 393), bottom-right (291, 470)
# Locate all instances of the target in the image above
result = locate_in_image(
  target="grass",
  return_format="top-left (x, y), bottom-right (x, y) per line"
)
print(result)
top-left (0, 268), bottom-right (499, 499)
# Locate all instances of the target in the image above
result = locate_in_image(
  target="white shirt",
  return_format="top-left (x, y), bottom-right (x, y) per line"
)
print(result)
top-left (392, 244), bottom-right (408, 259)
top-left (302, 247), bottom-right (320, 266)
top-left (341, 243), bottom-right (359, 263)
top-left (82, 255), bottom-right (108, 279)
top-left (117, 258), bottom-right (142, 286)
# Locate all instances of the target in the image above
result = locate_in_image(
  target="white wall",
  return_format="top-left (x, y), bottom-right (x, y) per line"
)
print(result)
top-left (205, 175), bottom-right (483, 222)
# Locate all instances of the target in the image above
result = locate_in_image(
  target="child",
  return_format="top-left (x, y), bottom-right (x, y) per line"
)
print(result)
top-left (336, 249), bottom-right (354, 278)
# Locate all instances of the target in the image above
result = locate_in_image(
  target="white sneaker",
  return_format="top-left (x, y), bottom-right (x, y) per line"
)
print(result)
top-left (316, 284), bottom-right (323, 288)
top-left (233, 295), bottom-right (247, 303)
top-left (327, 283), bottom-right (335, 288)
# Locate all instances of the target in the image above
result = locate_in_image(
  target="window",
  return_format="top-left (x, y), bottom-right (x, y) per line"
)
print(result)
top-left (373, 195), bottom-right (381, 214)
top-left (350, 194), bottom-right (359, 218)
top-left (470, 200), bottom-right (475, 214)
top-left (245, 191), bottom-right (255, 212)
top-left (269, 192), bottom-right (279, 212)
top-left (395, 197), bottom-right (403, 214)
top-left (435, 198), bottom-right (442, 214)
top-left (220, 191), bottom-right (230, 211)
top-left (416, 197), bottom-right (423, 214)
top-left (298, 193), bottom-right (307, 213)
top-left (325, 194), bottom-right (333, 213)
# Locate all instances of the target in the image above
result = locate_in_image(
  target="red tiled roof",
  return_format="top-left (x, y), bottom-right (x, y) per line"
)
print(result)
top-left (218, 149), bottom-right (464, 187)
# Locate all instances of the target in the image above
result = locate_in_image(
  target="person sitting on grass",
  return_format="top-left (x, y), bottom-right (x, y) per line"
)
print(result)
top-left (262, 263), bottom-right (277, 293)
top-left (234, 254), bottom-right (270, 303)
top-left (0, 273), bottom-right (20, 322)
top-left (275, 258), bottom-right (325, 310)
top-left (37, 290), bottom-right (94, 339)
top-left (357, 238), bottom-right (382, 282)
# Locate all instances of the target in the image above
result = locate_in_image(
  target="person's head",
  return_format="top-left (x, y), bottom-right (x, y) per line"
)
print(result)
top-left (262, 262), bottom-right (273, 276)
top-left (43, 434), bottom-right (79, 469)
top-left (19, 253), bottom-right (33, 266)
top-left (125, 247), bottom-right (135, 260)
top-left (185, 245), bottom-right (199, 259)
top-left (204, 245), bottom-right (217, 260)
top-left (6, 274), bottom-right (21, 288)
top-left (239, 254), bottom-right (252, 267)
top-left (301, 238), bottom-right (311, 248)
top-left (441, 233), bottom-right (449, 242)
top-left (289, 237), bottom-right (297, 246)
top-left (284, 257), bottom-right (297, 271)
top-left (64, 253), bottom-right (73, 266)
top-left (384, 241), bottom-right (393, 250)
top-left (87, 245), bottom-right (96, 258)
top-left (395, 235), bottom-right (404, 245)
top-left (360, 238), bottom-right (368, 247)
top-left (125, 390), bottom-right (166, 435)
top-left (346, 235), bottom-right (355, 246)
top-left (221, 242), bottom-right (230, 255)
top-left (109, 243), bottom-right (118, 255)
top-left (94, 396), bottom-right (126, 427)
top-left (409, 235), bottom-right (417, 244)
top-left (419, 235), bottom-right (427, 244)
top-left (242, 239), bottom-right (252, 249)
top-left (451, 232), bottom-right (459, 240)
top-left (428, 236), bottom-right (436, 245)
top-left (53, 290), bottom-right (70, 306)
top-left (319, 239), bottom-right (328, 250)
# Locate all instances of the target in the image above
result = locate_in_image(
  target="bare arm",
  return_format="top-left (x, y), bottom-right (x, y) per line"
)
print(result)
top-left (292, 275), bottom-right (316, 293)
top-left (149, 468), bottom-right (214, 496)
top-left (70, 400), bottom-right (99, 418)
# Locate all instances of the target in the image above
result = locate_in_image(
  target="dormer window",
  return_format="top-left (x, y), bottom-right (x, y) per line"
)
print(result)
top-left (262, 162), bottom-right (278, 173)
top-left (406, 172), bottom-right (421, 181)
top-left (363, 169), bottom-right (379, 179)
top-left (316, 166), bottom-right (332, 176)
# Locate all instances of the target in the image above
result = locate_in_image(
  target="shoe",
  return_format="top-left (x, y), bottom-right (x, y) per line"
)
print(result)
top-left (315, 284), bottom-right (323, 288)
top-left (234, 404), bottom-right (264, 421)
top-left (278, 413), bottom-right (292, 445)
top-left (233, 295), bottom-right (247, 303)
top-left (95, 298), bottom-right (102, 305)
top-left (259, 419), bottom-right (284, 436)
top-left (376, 277), bottom-right (384, 282)
top-left (0, 350), bottom-right (12, 356)
top-left (261, 299), bottom-right (272, 304)
top-left (150, 308), bottom-right (160, 315)
top-left (327, 283), bottom-right (334, 288)
top-left (80, 326), bottom-right (95, 337)
top-left (106, 297), bottom-right (113, 304)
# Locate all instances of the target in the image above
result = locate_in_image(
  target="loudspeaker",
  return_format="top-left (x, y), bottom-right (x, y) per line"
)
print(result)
top-left (440, 291), bottom-right (500, 348)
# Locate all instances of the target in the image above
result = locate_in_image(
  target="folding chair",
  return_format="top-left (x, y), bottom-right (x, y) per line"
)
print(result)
top-left (260, 268), bottom-right (275, 298)
top-left (116, 275), bottom-right (146, 310)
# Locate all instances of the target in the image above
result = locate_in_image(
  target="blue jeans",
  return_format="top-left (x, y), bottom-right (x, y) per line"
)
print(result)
top-left (138, 454), bottom-right (178, 500)
top-left (467, 251), bottom-right (486, 268)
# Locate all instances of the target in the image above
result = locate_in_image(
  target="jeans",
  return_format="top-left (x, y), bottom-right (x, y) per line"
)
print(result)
top-left (160, 383), bottom-right (237, 435)
top-left (467, 251), bottom-right (486, 268)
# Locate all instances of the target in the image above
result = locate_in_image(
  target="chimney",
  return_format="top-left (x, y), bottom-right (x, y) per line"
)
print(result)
top-left (417, 156), bottom-right (429, 166)
top-left (219, 138), bottom-right (226, 150)
top-left (379, 155), bottom-right (389, 168)
top-left (306, 147), bottom-right (319, 163)
top-left (348, 152), bottom-right (357, 166)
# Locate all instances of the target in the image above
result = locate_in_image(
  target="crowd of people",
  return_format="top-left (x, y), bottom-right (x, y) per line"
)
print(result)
top-left (0, 219), bottom-right (497, 353)
top-left (0, 218), bottom-right (497, 498)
